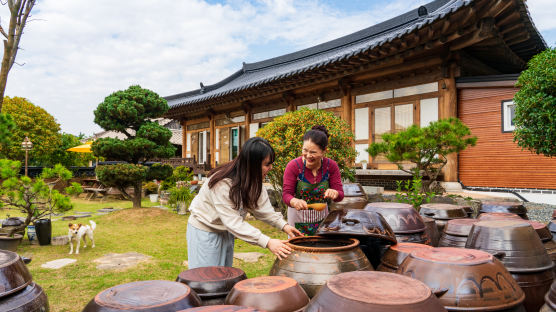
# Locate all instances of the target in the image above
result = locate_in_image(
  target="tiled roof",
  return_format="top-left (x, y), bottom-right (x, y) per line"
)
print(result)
top-left (166, 0), bottom-right (546, 110)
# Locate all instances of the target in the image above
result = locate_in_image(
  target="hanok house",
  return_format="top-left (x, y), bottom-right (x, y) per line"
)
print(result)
top-left (164, 0), bottom-right (556, 196)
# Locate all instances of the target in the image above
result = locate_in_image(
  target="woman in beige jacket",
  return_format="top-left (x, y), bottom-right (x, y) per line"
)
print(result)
top-left (187, 137), bottom-right (302, 269)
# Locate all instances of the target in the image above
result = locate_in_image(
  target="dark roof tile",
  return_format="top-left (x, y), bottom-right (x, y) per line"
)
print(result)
top-left (166, 0), bottom-right (545, 110)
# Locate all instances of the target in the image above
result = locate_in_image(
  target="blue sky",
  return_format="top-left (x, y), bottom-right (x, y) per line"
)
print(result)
top-left (3, 0), bottom-right (554, 136)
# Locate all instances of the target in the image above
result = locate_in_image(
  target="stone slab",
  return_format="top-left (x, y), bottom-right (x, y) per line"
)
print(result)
top-left (41, 258), bottom-right (77, 269)
top-left (362, 186), bottom-right (384, 195)
top-left (52, 235), bottom-right (69, 246)
top-left (94, 252), bottom-right (152, 270)
top-left (98, 208), bottom-right (121, 213)
top-left (62, 214), bottom-right (92, 221)
top-left (233, 252), bottom-right (265, 263)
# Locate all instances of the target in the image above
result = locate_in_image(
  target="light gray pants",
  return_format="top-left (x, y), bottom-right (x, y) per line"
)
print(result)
top-left (186, 222), bottom-right (235, 269)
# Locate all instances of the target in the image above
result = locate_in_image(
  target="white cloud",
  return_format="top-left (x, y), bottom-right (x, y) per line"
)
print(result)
top-left (2, 0), bottom-right (553, 136)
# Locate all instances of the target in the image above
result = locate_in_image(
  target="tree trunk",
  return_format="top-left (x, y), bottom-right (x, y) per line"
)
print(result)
top-left (132, 182), bottom-right (142, 208)
top-left (0, 0), bottom-right (36, 112)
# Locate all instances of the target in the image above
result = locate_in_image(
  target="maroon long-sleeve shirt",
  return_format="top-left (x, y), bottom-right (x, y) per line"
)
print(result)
top-left (282, 156), bottom-right (344, 206)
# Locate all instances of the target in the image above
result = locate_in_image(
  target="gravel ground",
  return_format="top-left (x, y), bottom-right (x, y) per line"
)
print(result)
top-left (525, 202), bottom-right (556, 223)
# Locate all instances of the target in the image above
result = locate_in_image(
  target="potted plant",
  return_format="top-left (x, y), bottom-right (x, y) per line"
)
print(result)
top-left (143, 181), bottom-right (160, 202)
top-left (360, 160), bottom-right (368, 170)
top-left (0, 160), bottom-right (82, 246)
top-left (168, 183), bottom-right (195, 215)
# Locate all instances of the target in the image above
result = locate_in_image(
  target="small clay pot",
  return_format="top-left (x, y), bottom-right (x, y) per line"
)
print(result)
top-left (305, 271), bottom-right (447, 312)
top-left (225, 276), bottom-right (308, 312)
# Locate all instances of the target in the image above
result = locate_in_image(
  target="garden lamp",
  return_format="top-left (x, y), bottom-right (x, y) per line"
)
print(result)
top-left (21, 136), bottom-right (33, 176)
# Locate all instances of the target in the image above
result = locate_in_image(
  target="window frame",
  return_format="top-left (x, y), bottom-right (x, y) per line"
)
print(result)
top-left (501, 100), bottom-right (516, 133)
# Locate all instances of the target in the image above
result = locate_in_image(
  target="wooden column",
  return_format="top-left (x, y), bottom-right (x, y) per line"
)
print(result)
top-left (283, 92), bottom-right (295, 112)
top-left (339, 78), bottom-right (353, 127)
top-left (242, 102), bottom-right (252, 142)
top-left (181, 119), bottom-right (187, 158)
top-left (209, 114), bottom-right (216, 168)
top-left (439, 77), bottom-right (458, 182)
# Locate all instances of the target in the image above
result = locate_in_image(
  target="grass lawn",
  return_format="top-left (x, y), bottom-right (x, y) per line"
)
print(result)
top-left (10, 198), bottom-right (287, 312)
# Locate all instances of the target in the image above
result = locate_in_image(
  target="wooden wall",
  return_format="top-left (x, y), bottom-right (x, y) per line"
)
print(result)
top-left (458, 87), bottom-right (556, 189)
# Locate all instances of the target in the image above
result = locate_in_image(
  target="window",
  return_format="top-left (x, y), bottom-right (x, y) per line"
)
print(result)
top-left (298, 99), bottom-right (341, 110)
top-left (420, 97), bottom-right (438, 127)
top-left (502, 100), bottom-right (516, 132)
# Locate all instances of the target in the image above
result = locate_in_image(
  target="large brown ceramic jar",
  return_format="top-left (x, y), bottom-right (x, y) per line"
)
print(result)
top-left (329, 183), bottom-right (367, 210)
top-left (364, 202), bottom-right (430, 244)
top-left (82, 280), bottom-right (201, 312)
top-left (438, 219), bottom-right (479, 248)
top-left (176, 266), bottom-right (247, 306)
top-left (316, 209), bottom-right (396, 269)
top-left (0, 250), bottom-right (33, 298)
top-left (268, 236), bottom-right (373, 298)
top-left (511, 270), bottom-right (554, 312)
top-left (305, 271), bottom-right (447, 312)
top-left (478, 212), bottom-right (522, 221)
top-left (377, 243), bottom-right (433, 272)
top-left (179, 306), bottom-right (265, 311)
top-left (224, 276), bottom-right (308, 312)
top-left (466, 220), bottom-right (554, 312)
top-left (419, 204), bottom-right (468, 233)
top-left (540, 280), bottom-right (556, 312)
top-left (0, 282), bottom-right (50, 312)
top-left (465, 220), bottom-right (553, 272)
top-left (480, 202), bottom-right (528, 219)
top-left (422, 216), bottom-right (440, 246)
top-left (398, 247), bottom-right (525, 311)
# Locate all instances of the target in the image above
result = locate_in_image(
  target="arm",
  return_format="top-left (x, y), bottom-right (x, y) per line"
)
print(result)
top-left (326, 159), bottom-right (344, 202)
top-left (282, 159), bottom-right (299, 206)
top-left (211, 181), bottom-right (274, 248)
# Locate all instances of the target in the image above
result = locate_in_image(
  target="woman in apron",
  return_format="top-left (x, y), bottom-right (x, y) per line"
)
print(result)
top-left (282, 125), bottom-right (344, 236)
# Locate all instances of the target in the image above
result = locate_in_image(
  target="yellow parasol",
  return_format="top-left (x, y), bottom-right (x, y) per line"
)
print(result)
top-left (67, 141), bottom-right (93, 153)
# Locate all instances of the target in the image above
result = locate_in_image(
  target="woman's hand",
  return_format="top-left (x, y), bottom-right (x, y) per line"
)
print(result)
top-left (283, 224), bottom-right (303, 237)
top-left (267, 239), bottom-right (292, 260)
top-left (290, 198), bottom-right (308, 211)
top-left (324, 188), bottom-right (339, 200)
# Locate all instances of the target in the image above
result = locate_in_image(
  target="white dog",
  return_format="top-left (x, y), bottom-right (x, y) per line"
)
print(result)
top-left (68, 220), bottom-right (96, 254)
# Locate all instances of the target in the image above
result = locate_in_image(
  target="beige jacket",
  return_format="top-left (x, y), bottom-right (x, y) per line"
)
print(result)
top-left (188, 178), bottom-right (287, 248)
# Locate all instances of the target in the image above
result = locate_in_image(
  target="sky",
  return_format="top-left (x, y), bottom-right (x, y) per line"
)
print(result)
top-left (3, 0), bottom-right (555, 137)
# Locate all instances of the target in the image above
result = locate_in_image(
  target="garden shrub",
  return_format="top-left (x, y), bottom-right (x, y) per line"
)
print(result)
top-left (368, 118), bottom-right (476, 192)
top-left (513, 48), bottom-right (556, 157)
top-left (257, 108), bottom-right (356, 211)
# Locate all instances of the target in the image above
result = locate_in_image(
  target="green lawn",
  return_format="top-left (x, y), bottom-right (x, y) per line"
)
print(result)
top-left (11, 198), bottom-right (286, 312)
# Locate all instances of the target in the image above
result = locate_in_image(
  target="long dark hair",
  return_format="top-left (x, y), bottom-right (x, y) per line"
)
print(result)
top-left (303, 125), bottom-right (329, 150)
top-left (208, 137), bottom-right (275, 210)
